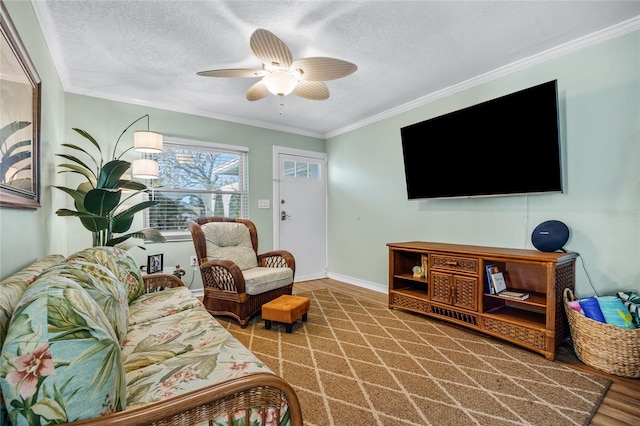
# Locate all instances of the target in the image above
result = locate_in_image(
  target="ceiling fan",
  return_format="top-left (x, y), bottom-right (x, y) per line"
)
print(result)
top-left (197, 28), bottom-right (357, 105)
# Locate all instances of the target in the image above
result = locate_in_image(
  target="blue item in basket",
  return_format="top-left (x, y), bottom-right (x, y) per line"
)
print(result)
top-left (598, 296), bottom-right (635, 329)
top-left (579, 296), bottom-right (606, 323)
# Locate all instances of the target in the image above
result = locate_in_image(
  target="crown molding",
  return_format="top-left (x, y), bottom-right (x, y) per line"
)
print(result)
top-left (31, 0), bottom-right (638, 142)
top-left (325, 15), bottom-right (640, 139)
top-left (63, 85), bottom-right (326, 139)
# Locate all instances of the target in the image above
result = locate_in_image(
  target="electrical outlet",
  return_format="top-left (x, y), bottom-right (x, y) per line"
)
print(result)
top-left (190, 256), bottom-right (198, 267)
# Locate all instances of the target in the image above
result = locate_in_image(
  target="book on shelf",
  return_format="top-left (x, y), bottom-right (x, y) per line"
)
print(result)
top-left (497, 290), bottom-right (530, 300)
top-left (490, 271), bottom-right (507, 294)
top-left (485, 264), bottom-right (498, 294)
top-left (489, 271), bottom-right (530, 300)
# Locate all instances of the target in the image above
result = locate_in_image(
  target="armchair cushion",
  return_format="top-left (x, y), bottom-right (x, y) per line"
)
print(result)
top-left (202, 222), bottom-right (258, 271)
top-left (243, 267), bottom-right (294, 296)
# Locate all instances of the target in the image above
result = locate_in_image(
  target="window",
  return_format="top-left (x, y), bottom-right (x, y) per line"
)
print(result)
top-left (283, 160), bottom-right (321, 179)
top-left (145, 138), bottom-right (248, 240)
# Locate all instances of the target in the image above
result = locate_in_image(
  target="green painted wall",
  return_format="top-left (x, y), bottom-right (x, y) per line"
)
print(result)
top-left (0, 1), bottom-right (323, 286)
top-left (63, 94), bottom-right (324, 289)
top-left (0, 0), bottom-right (66, 278)
top-left (326, 30), bottom-right (640, 297)
top-left (2, 0), bottom-right (638, 300)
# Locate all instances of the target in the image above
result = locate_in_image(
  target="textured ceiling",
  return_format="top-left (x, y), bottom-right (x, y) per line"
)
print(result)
top-left (33, 1), bottom-right (640, 138)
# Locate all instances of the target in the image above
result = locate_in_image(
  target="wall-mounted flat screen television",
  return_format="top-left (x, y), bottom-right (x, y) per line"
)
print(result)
top-left (401, 80), bottom-right (562, 200)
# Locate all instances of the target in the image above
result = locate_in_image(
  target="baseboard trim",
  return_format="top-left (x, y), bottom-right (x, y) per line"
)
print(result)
top-left (190, 274), bottom-right (387, 297)
top-left (326, 272), bottom-right (387, 294)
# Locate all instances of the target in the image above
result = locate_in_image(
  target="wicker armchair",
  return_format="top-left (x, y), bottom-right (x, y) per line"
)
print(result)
top-left (189, 217), bottom-right (295, 327)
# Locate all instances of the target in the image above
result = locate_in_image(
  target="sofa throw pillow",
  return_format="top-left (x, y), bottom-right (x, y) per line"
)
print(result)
top-left (617, 291), bottom-right (640, 328)
top-left (39, 261), bottom-right (130, 342)
top-left (67, 246), bottom-right (145, 302)
top-left (202, 222), bottom-right (258, 271)
top-left (0, 277), bottom-right (126, 425)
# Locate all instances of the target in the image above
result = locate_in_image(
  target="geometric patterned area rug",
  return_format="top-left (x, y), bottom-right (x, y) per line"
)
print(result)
top-left (223, 289), bottom-right (610, 426)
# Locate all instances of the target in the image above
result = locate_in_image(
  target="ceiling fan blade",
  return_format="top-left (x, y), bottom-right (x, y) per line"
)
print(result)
top-left (292, 80), bottom-right (329, 100)
top-left (250, 28), bottom-right (293, 69)
top-left (197, 68), bottom-right (266, 78)
top-left (292, 57), bottom-right (357, 81)
top-left (246, 80), bottom-right (271, 101)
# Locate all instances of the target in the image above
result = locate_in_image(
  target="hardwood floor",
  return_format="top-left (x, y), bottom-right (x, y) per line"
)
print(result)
top-left (293, 278), bottom-right (640, 426)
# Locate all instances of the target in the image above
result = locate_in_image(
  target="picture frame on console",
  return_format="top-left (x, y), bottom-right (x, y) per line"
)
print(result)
top-left (147, 254), bottom-right (164, 274)
top-left (0, 1), bottom-right (41, 209)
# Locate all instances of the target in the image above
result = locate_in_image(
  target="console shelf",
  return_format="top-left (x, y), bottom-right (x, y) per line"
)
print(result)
top-left (387, 241), bottom-right (577, 360)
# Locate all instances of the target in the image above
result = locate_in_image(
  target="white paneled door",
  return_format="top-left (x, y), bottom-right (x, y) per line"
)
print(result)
top-left (273, 147), bottom-right (327, 281)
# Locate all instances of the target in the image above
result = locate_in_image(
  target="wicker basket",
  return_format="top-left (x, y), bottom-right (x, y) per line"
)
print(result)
top-left (563, 288), bottom-right (640, 378)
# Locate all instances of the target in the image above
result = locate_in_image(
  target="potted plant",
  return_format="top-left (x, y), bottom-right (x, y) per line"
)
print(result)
top-left (54, 125), bottom-right (165, 248)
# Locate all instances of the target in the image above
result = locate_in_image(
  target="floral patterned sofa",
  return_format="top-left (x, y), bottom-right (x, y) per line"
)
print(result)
top-left (0, 247), bottom-right (302, 426)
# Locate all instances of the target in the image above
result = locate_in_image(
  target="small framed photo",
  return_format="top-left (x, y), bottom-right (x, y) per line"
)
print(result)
top-left (146, 253), bottom-right (163, 274)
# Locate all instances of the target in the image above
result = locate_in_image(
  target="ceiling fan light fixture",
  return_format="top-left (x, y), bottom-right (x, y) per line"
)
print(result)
top-left (263, 71), bottom-right (298, 97)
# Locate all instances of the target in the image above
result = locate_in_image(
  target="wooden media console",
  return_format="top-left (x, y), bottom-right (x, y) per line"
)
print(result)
top-left (387, 241), bottom-right (577, 360)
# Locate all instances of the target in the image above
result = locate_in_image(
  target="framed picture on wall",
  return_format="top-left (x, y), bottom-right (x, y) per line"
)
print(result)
top-left (147, 254), bottom-right (164, 274)
top-left (0, 1), bottom-right (41, 209)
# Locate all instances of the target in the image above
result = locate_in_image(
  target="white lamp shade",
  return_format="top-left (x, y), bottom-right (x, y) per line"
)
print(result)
top-left (132, 158), bottom-right (159, 179)
top-left (263, 71), bottom-right (298, 97)
top-left (134, 131), bottom-right (163, 153)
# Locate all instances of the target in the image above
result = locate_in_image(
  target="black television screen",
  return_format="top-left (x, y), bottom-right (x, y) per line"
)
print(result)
top-left (401, 80), bottom-right (562, 199)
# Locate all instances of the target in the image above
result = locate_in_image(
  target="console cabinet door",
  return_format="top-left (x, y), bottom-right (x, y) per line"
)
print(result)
top-left (430, 272), bottom-right (453, 304)
top-left (452, 276), bottom-right (477, 311)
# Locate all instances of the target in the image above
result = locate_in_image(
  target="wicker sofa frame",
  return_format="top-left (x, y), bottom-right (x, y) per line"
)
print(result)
top-left (64, 370), bottom-right (302, 426)
top-left (189, 217), bottom-right (295, 328)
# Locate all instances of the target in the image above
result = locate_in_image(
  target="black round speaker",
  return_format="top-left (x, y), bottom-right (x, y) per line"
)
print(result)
top-left (531, 220), bottom-right (570, 252)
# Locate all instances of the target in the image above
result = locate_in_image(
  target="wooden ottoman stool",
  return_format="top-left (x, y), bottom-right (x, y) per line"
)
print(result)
top-left (262, 295), bottom-right (310, 333)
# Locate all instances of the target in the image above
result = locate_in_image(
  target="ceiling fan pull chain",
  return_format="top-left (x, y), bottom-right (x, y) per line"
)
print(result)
top-left (279, 95), bottom-right (285, 115)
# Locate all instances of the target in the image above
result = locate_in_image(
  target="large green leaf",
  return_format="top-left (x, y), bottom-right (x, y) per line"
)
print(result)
top-left (79, 215), bottom-right (109, 232)
top-left (111, 200), bottom-right (158, 231)
top-left (55, 208), bottom-right (81, 217)
top-left (61, 142), bottom-right (99, 169)
top-left (107, 228), bottom-right (166, 246)
top-left (118, 179), bottom-right (148, 191)
top-left (72, 128), bottom-right (102, 154)
top-left (55, 153), bottom-right (96, 179)
top-left (53, 186), bottom-right (88, 212)
top-left (97, 160), bottom-right (130, 189)
top-left (110, 216), bottom-right (133, 234)
top-left (56, 163), bottom-right (96, 186)
top-left (55, 209), bottom-right (109, 232)
top-left (77, 182), bottom-right (92, 193)
top-left (84, 188), bottom-right (121, 215)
